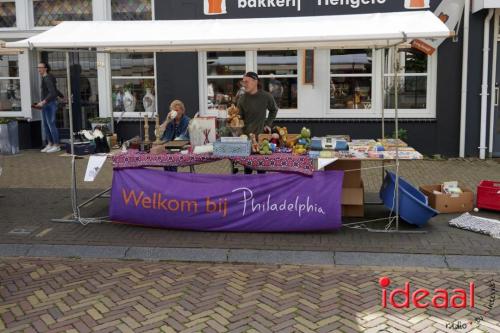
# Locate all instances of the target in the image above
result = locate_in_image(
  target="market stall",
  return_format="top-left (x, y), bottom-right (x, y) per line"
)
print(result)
top-left (6, 11), bottom-right (451, 232)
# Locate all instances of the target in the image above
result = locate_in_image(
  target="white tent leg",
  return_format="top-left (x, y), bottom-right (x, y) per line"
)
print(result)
top-left (52, 51), bottom-right (108, 225)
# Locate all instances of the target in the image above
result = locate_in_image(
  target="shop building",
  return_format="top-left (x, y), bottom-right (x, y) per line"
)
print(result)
top-left (0, 0), bottom-right (499, 157)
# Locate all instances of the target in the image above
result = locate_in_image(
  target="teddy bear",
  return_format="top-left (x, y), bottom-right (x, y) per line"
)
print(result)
top-left (227, 104), bottom-right (244, 127)
top-left (273, 126), bottom-right (288, 148)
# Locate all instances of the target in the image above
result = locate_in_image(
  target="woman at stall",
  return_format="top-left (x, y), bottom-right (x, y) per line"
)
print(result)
top-left (160, 100), bottom-right (190, 172)
top-left (160, 99), bottom-right (190, 142)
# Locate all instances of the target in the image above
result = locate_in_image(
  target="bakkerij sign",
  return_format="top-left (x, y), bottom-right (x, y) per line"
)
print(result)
top-left (110, 168), bottom-right (343, 232)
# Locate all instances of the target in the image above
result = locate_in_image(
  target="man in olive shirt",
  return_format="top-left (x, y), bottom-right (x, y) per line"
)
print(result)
top-left (237, 72), bottom-right (278, 136)
top-left (237, 72), bottom-right (279, 174)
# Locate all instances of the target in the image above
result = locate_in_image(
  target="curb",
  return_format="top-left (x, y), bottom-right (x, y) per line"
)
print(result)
top-left (1, 244), bottom-right (500, 270)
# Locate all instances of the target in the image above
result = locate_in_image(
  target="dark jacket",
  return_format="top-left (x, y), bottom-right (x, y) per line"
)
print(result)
top-left (41, 74), bottom-right (62, 103)
top-left (161, 115), bottom-right (190, 142)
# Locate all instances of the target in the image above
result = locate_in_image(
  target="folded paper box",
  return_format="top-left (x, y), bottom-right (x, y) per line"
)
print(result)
top-left (419, 184), bottom-right (474, 213)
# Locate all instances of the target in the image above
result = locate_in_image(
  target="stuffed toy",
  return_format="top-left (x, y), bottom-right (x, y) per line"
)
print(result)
top-left (297, 127), bottom-right (312, 148)
top-left (270, 132), bottom-right (280, 145)
top-left (292, 144), bottom-right (307, 155)
top-left (259, 139), bottom-right (272, 155)
top-left (249, 133), bottom-right (260, 154)
top-left (227, 104), bottom-right (244, 127)
top-left (273, 126), bottom-right (288, 147)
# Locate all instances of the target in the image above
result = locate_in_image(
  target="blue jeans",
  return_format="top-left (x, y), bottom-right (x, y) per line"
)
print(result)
top-left (42, 101), bottom-right (59, 144)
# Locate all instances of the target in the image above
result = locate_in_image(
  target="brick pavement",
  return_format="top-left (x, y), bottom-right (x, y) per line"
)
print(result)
top-left (0, 257), bottom-right (499, 333)
top-left (0, 151), bottom-right (500, 256)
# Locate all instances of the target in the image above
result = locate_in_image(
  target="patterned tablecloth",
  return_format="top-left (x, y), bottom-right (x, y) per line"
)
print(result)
top-left (112, 150), bottom-right (315, 175)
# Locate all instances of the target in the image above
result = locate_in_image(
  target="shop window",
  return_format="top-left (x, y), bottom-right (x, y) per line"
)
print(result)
top-left (384, 49), bottom-right (428, 109)
top-left (0, 1), bottom-right (16, 28)
top-left (330, 49), bottom-right (373, 110)
top-left (257, 50), bottom-right (298, 109)
top-left (111, 53), bottom-right (155, 115)
top-left (112, 0), bottom-right (152, 20)
top-left (0, 55), bottom-right (20, 112)
top-left (206, 51), bottom-right (246, 109)
top-left (33, 0), bottom-right (92, 27)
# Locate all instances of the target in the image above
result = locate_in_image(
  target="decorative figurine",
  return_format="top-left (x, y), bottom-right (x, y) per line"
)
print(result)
top-left (153, 114), bottom-right (165, 145)
top-left (143, 114), bottom-right (150, 144)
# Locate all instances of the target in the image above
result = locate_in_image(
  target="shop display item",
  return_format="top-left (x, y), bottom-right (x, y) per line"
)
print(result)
top-left (292, 144), bottom-right (307, 155)
top-left (189, 117), bottom-right (217, 147)
top-left (273, 126), bottom-right (288, 148)
top-left (143, 114), bottom-right (150, 144)
top-left (123, 89), bottom-right (136, 113)
top-left (213, 140), bottom-right (251, 157)
top-left (227, 104), bottom-right (244, 127)
top-left (142, 88), bottom-right (155, 114)
top-left (270, 133), bottom-right (280, 146)
top-left (153, 115), bottom-right (165, 146)
top-left (249, 133), bottom-right (260, 154)
top-left (378, 138), bottom-right (408, 148)
top-left (296, 127), bottom-right (312, 148)
top-left (259, 139), bottom-right (272, 155)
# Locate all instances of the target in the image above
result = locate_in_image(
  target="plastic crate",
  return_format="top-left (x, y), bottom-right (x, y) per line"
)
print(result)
top-left (213, 140), bottom-right (251, 157)
top-left (380, 171), bottom-right (438, 227)
top-left (477, 180), bottom-right (500, 212)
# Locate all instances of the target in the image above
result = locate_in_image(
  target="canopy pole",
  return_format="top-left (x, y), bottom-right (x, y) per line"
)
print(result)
top-left (51, 51), bottom-right (108, 225)
top-left (393, 45), bottom-right (400, 231)
top-left (66, 51), bottom-right (79, 220)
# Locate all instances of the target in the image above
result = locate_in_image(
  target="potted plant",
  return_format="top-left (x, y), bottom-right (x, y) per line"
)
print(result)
top-left (0, 118), bottom-right (19, 155)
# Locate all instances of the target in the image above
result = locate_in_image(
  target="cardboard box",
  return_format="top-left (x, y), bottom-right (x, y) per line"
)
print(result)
top-left (419, 184), bottom-right (474, 213)
top-left (325, 160), bottom-right (362, 188)
top-left (341, 181), bottom-right (365, 217)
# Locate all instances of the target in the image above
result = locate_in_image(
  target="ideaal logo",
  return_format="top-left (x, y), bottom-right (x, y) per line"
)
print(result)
top-left (380, 277), bottom-right (497, 330)
top-left (379, 277), bottom-right (475, 309)
top-left (204, 0), bottom-right (227, 15)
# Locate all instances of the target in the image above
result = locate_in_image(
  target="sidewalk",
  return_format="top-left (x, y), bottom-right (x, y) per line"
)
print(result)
top-left (0, 150), bottom-right (499, 258)
top-left (0, 257), bottom-right (499, 333)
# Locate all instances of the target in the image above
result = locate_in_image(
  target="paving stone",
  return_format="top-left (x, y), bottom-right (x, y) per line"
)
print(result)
top-left (228, 250), bottom-right (334, 265)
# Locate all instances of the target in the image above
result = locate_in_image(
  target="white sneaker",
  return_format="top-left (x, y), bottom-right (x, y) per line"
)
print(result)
top-left (41, 145), bottom-right (52, 152)
top-left (46, 146), bottom-right (61, 153)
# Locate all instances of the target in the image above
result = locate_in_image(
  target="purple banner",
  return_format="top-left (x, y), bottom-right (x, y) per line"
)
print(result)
top-left (110, 168), bottom-right (343, 232)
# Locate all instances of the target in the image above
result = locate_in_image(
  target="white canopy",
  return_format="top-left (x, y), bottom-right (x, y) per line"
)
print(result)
top-left (473, 0), bottom-right (500, 13)
top-left (6, 11), bottom-right (450, 52)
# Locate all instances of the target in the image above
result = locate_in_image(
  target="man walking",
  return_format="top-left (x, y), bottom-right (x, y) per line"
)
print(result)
top-left (36, 62), bottom-right (61, 153)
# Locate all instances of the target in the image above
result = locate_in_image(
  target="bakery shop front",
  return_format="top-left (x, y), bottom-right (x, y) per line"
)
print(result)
top-left (2, 0), bottom-right (499, 158)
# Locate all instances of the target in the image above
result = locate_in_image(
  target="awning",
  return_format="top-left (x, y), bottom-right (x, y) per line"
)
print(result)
top-left (0, 40), bottom-right (24, 55)
top-left (473, 0), bottom-right (500, 13)
top-left (6, 11), bottom-right (450, 52)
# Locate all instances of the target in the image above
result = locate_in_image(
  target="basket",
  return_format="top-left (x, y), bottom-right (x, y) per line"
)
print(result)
top-left (477, 180), bottom-right (500, 212)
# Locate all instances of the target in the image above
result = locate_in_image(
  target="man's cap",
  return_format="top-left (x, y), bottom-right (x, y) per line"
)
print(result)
top-left (244, 71), bottom-right (259, 81)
